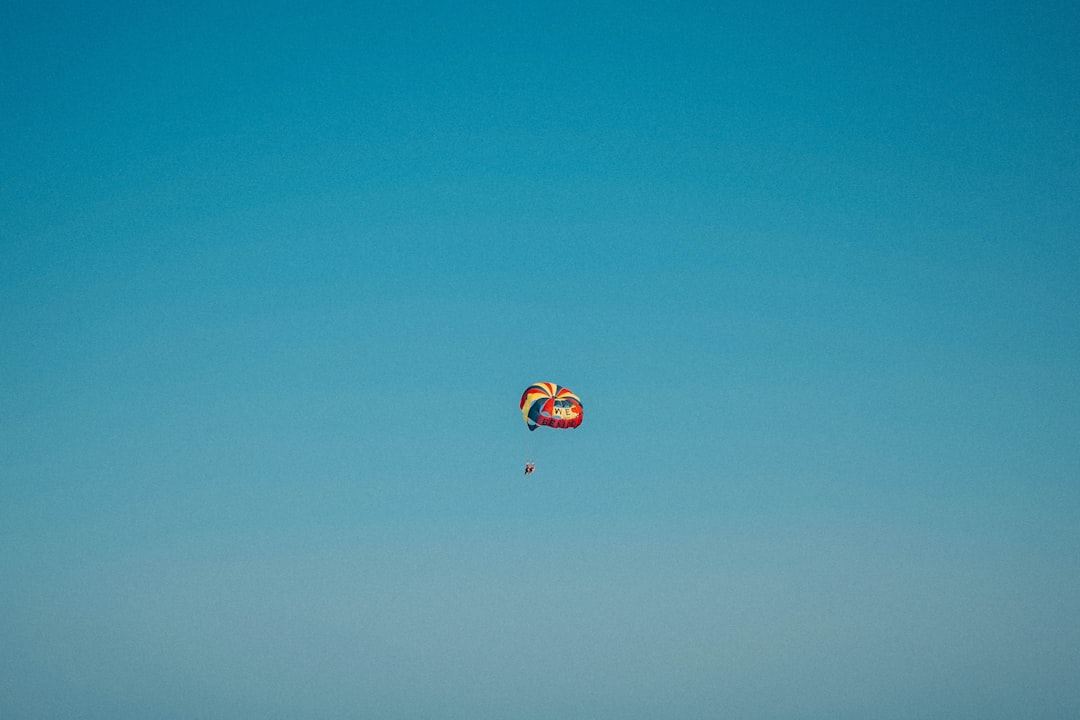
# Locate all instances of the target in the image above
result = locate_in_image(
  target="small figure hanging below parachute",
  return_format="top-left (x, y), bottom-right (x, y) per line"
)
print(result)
top-left (520, 382), bottom-right (582, 476)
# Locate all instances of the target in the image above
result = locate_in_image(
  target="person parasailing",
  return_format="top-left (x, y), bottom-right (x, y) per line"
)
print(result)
top-left (518, 382), bottom-right (583, 478)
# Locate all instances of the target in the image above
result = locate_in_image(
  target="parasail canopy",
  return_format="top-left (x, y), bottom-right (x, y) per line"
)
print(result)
top-left (520, 382), bottom-right (583, 431)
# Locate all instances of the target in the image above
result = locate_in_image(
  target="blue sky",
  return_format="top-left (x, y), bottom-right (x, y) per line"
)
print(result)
top-left (3, 2), bottom-right (1080, 718)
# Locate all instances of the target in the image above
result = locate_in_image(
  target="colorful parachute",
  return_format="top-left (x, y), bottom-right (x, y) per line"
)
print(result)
top-left (520, 382), bottom-right (583, 431)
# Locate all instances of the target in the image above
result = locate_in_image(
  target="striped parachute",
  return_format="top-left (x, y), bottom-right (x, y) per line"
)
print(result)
top-left (520, 382), bottom-right (583, 431)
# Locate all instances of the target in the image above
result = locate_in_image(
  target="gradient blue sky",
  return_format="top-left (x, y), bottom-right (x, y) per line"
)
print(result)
top-left (3, 2), bottom-right (1080, 718)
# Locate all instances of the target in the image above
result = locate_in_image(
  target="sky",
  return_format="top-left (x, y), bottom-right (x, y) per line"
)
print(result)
top-left (2, 1), bottom-right (1080, 718)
